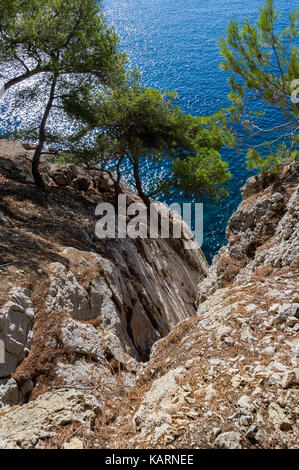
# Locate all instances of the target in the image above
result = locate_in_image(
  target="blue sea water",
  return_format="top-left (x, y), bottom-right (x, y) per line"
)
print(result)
top-left (103, 0), bottom-right (298, 263)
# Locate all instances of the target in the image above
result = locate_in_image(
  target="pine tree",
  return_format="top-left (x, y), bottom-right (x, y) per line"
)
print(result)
top-left (0, 0), bottom-right (126, 189)
top-left (62, 73), bottom-right (231, 204)
top-left (219, 0), bottom-right (299, 174)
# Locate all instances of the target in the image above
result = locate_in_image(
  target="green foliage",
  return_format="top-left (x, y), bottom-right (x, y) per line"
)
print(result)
top-left (0, 0), bottom-right (126, 92)
top-left (0, 0), bottom-right (127, 138)
top-left (0, 0), bottom-right (127, 188)
top-left (172, 149), bottom-right (231, 200)
top-left (247, 146), bottom-right (299, 175)
top-left (219, 0), bottom-right (299, 175)
top-left (1, 0), bottom-right (233, 199)
top-left (63, 72), bottom-right (231, 201)
top-left (219, 0), bottom-right (299, 114)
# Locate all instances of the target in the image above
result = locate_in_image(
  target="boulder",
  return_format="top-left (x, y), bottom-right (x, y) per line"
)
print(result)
top-left (0, 288), bottom-right (35, 379)
top-left (56, 361), bottom-right (117, 390)
top-left (0, 389), bottom-right (101, 449)
top-left (278, 304), bottom-right (299, 323)
top-left (49, 164), bottom-right (77, 187)
top-left (215, 431), bottom-right (242, 449)
top-left (281, 370), bottom-right (297, 389)
top-left (0, 379), bottom-right (19, 408)
top-left (240, 175), bottom-right (263, 200)
top-left (268, 402), bottom-right (292, 431)
top-left (61, 318), bottom-right (105, 362)
top-left (73, 175), bottom-right (91, 191)
top-left (96, 172), bottom-right (115, 192)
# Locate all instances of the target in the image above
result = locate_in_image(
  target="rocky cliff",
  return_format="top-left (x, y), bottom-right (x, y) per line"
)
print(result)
top-left (0, 140), bottom-right (298, 449)
top-left (130, 162), bottom-right (299, 450)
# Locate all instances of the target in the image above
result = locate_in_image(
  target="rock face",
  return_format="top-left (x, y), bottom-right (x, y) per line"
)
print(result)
top-left (0, 288), bottom-right (35, 381)
top-left (129, 163), bottom-right (298, 449)
top-left (0, 140), bottom-right (207, 416)
top-left (198, 162), bottom-right (299, 300)
top-left (0, 139), bottom-right (298, 449)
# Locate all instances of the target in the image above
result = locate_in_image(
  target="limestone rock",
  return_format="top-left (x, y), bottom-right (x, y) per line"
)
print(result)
top-left (0, 389), bottom-right (101, 449)
top-left (281, 370), bottom-right (297, 389)
top-left (61, 318), bottom-right (105, 362)
top-left (241, 175), bottom-right (263, 200)
top-left (103, 332), bottom-right (127, 365)
top-left (133, 367), bottom-right (187, 439)
top-left (63, 438), bottom-right (84, 449)
top-left (0, 379), bottom-right (19, 408)
top-left (0, 140), bottom-right (32, 183)
top-left (237, 395), bottom-right (251, 410)
top-left (46, 263), bottom-right (97, 321)
top-left (268, 402), bottom-right (292, 431)
top-left (278, 304), bottom-right (299, 323)
top-left (1, 141), bottom-right (298, 449)
top-left (256, 430), bottom-right (266, 445)
top-left (0, 288), bottom-right (35, 379)
top-left (216, 325), bottom-right (233, 340)
top-left (49, 164), bottom-right (77, 187)
top-left (56, 361), bottom-right (117, 390)
top-left (215, 431), bottom-right (242, 449)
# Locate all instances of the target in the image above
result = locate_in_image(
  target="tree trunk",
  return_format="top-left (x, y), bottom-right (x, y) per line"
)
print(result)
top-left (114, 154), bottom-right (125, 208)
top-left (132, 153), bottom-right (150, 207)
top-left (32, 72), bottom-right (58, 191)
